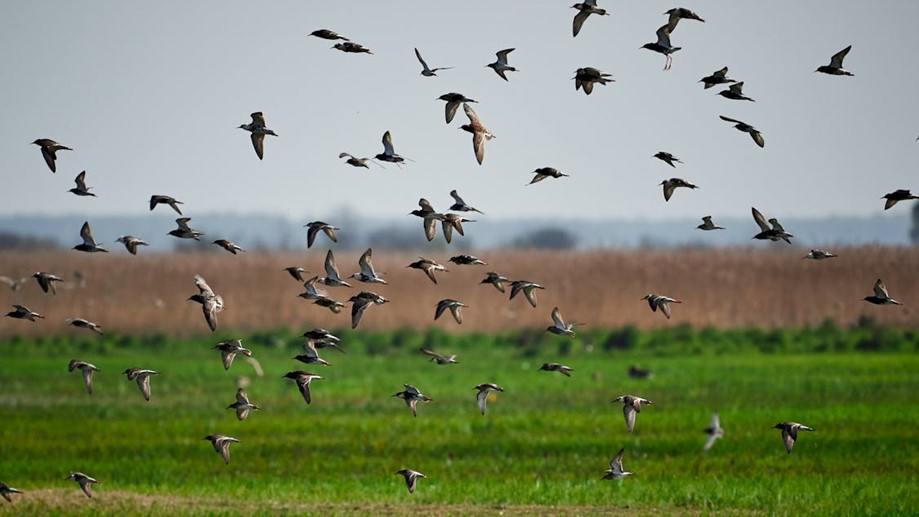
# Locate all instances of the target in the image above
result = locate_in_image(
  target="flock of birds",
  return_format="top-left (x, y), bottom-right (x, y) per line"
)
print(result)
top-left (1, 1), bottom-right (916, 504)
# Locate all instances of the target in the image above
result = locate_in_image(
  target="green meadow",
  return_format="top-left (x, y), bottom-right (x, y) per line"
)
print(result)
top-left (1, 325), bottom-right (917, 516)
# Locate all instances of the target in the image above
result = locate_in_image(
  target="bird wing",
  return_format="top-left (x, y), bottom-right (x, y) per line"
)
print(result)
top-left (472, 131), bottom-right (485, 165)
top-left (297, 378), bottom-right (312, 404)
top-left (449, 304), bottom-right (464, 324)
top-left (874, 279), bottom-right (890, 299)
top-left (623, 404), bottom-right (637, 432)
top-left (194, 274), bottom-right (215, 297)
top-left (449, 189), bottom-right (464, 205)
top-left (751, 207), bottom-right (770, 232)
top-left (655, 24), bottom-right (672, 47)
top-left (610, 448), bottom-right (625, 473)
top-left (782, 427), bottom-right (795, 453)
top-left (220, 349), bottom-right (235, 370)
top-left (551, 307), bottom-right (565, 328)
top-left (444, 101), bottom-right (461, 124)
top-left (324, 250), bottom-right (342, 280)
top-left (729, 81), bottom-right (744, 94)
top-left (750, 130), bottom-right (765, 148)
top-left (830, 45), bottom-right (851, 68)
top-left (710, 412), bottom-right (720, 429)
top-left (420, 347), bottom-right (443, 360)
top-left (358, 248), bottom-right (375, 277)
top-left (476, 388), bottom-right (489, 415)
top-left (323, 225), bottom-right (338, 243)
top-left (82, 367), bottom-right (95, 394)
top-left (441, 219), bottom-right (454, 243)
top-left (176, 217), bottom-right (192, 230)
top-left (250, 132), bottom-right (265, 160)
top-left (75, 171), bottom-right (88, 189)
top-left (659, 300), bottom-right (672, 319)
top-left (40, 145), bottom-right (57, 172)
top-left (414, 47), bottom-right (430, 72)
top-left (719, 115), bottom-right (743, 124)
top-left (80, 221), bottom-right (96, 246)
top-left (203, 299), bottom-right (219, 331)
top-left (351, 298), bottom-right (371, 329)
top-left (523, 285), bottom-right (540, 308)
top-left (382, 131), bottom-right (395, 155)
top-left (463, 102), bottom-right (481, 126)
top-left (703, 432), bottom-right (719, 451)
top-left (236, 388), bottom-right (250, 405)
top-left (495, 48), bottom-right (514, 62)
top-left (250, 112), bottom-right (267, 126)
top-left (218, 440), bottom-right (232, 464)
top-left (573, 10), bottom-right (590, 37)
top-left (663, 182), bottom-right (675, 201)
top-left (434, 300), bottom-right (449, 320)
top-left (138, 374), bottom-right (152, 401)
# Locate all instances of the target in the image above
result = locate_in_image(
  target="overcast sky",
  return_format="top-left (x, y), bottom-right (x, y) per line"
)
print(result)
top-left (2, 1), bottom-right (917, 224)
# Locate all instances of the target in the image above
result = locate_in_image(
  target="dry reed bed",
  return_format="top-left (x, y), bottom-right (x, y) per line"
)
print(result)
top-left (0, 246), bottom-right (916, 338)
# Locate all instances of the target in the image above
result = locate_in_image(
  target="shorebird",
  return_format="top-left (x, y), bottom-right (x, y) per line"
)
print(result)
top-left (815, 46), bottom-right (853, 76)
top-left (573, 67), bottom-right (613, 95)
top-left (168, 217), bottom-right (204, 240)
top-left (435, 299), bottom-right (467, 324)
top-left (304, 221), bottom-right (339, 248)
top-left (774, 422), bottom-right (814, 453)
top-left (804, 249), bottom-right (836, 260)
top-left (863, 278), bottom-right (901, 305)
top-left (546, 307), bottom-right (579, 337)
top-left (349, 248), bottom-right (386, 284)
top-left (67, 317), bottom-right (103, 335)
top-left (284, 371), bottom-right (324, 405)
top-left (408, 198), bottom-right (445, 241)
top-left (293, 339), bottom-right (331, 366)
top-left (510, 280), bottom-right (545, 308)
top-left (32, 272), bottom-right (63, 294)
top-left (338, 152), bottom-right (379, 169)
top-left (204, 434), bottom-right (239, 465)
top-left (5, 304), bottom-right (43, 321)
top-left (396, 469), bottom-right (425, 494)
top-left (653, 151), bottom-right (682, 167)
top-left (149, 194), bottom-right (184, 214)
top-left (449, 254), bottom-right (486, 266)
top-left (320, 249), bottom-right (352, 288)
top-left (309, 29), bottom-right (348, 41)
top-left (717, 81), bottom-right (755, 101)
top-left (187, 274), bottom-right (224, 331)
top-left (460, 102), bottom-right (494, 165)
top-left (214, 339), bottom-right (252, 370)
top-left (333, 41), bottom-right (372, 54)
top-left (474, 383), bottom-right (504, 415)
top-left (284, 266), bottom-right (306, 282)
top-left (487, 48), bottom-right (517, 81)
top-left (123, 367), bottom-right (158, 401)
top-left (481, 272), bottom-right (510, 293)
top-left (529, 167), bottom-right (570, 185)
top-left (298, 276), bottom-right (326, 301)
top-left (628, 365), bottom-right (653, 379)
top-left (539, 362), bottom-right (573, 377)
top-left (313, 296), bottom-right (346, 314)
top-left (303, 328), bottom-right (340, 343)
top-left (68, 171), bottom-right (96, 197)
top-left (32, 138), bottom-right (72, 173)
top-left (0, 482), bottom-right (23, 503)
top-left (602, 448), bottom-right (633, 480)
top-left (394, 384), bottom-right (433, 417)
top-left (116, 235), bottom-right (148, 255)
top-left (73, 221), bottom-right (107, 252)
top-left (213, 239), bottom-right (246, 254)
top-left (441, 213), bottom-right (475, 244)
top-left (348, 291), bottom-right (389, 329)
top-left (751, 207), bottom-right (793, 243)
top-left (438, 93), bottom-right (477, 126)
top-left (612, 395), bottom-right (653, 433)
top-left (720, 115), bottom-right (764, 148)
top-left (660, 177), bottom-right (698, 201)
top-left (665, 7), bottom-right (705, 30)
top-left (641, 25), bottom-right (680, 70)
top-left (67, 472), bottom-right (98, 498)
top-left (227, 388), bottom-right (259, 421)
top-left (414, 47), bottom-right (452, 77)
top-left (697, 216), bottom-right (724, 230)
top-left (703, 413), bottom-right (724, 451)
top-left (641, 294), bottom-right (681, 319)
top-left (68, 359), bottom-right (100, 395)
top-left (375, 131), bottom-right (407, 165)
top-left (572, 0), bottom-right (609, 37)
top-left (238, 112), bottom-right (278, 160)
top-left (420, 347), bottom-right (458, 365)
top-left (449, 189), bottom-right (484, 213)
top-left (699, 66), bottom-right (735, 89)
top-left (407, 257), bottom-right (448, 284)
top-left (881, 189), bottom-right (919, 210)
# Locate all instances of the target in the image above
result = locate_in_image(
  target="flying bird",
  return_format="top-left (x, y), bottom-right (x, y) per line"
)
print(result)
top-left (168, 217), bottom-right (204, 240)
top-left (546, 307), bottom-right (579, 337)
top-left (719, 115), bottom-right (764, 148)
top-left (375, 131), bottom-right (407, 164)
top-left (73, 221), bottom-right (107, 252)
top-left (665, 7), bottom-right (705, 31)
top-left (204, 434), bottom-right (240, 465)
top-left (509, 280), bottom-right (545, 308)
top-left (487, 48), bottom-right (517, 81)
top-left (449, 189), bottom-right (484, 213)
top-left (815, 46), bottom-right (853, 76)
top-left (284, 371), bottom-right (324, 405)
top-left (460, 103), bottom-right (494, 165)
top-left (573, 67), bottom-right (613, 95)
top-left (437, 93), bottom-right (477, 124)
top-left (441, 213), bottom-right (475, 244)
top-left (699, 66), bottom-right (735, 89)
top-left (717, 81), bottom-right (755, 101)
top-left (474, 383), bottom-right (504, 415)
top-left (68, 171), bottom-right (96, 197)
top-left (703, 413), bottom-right (725, 451)
top-left (697, 216), bottom-right (724, 230)
top-left (188, 274), bottom-right (224, 331)
top-left (67, 317), bottom-right (103, 335)
top-left (31, 138), bottom-right (72, 173)
top-left (393, 384), bottom-right (433, 417)
top-left (213, 339), bottom-right (252, 370)
top-left (149, 195), bottom-right (183, 214)
top-left (572, 0), bottom-right (609, 37)
top-left (283, 266), bottom-right (307, 282)
top-left (435, 299), bottom-right (467, 324)
top-left (338, 152), bottom-right (379, 169)
top-left (881, 189), bottom-right (919, 210)
top-left (238, 112), bottom-right (278, 160)
top-left (773, 422), bottom-right (814, 453)
top-left (804, 249), bottom-right (836, 260)
top-left (863, 278), bottom-right (901, 305)
top-left (68, 359), bottom-right (100, 395)
top-left (641, 294), bottom-right (682, 319)
top-left (320, 249), bottom-right (352, 288)
top-left (751, 207), bottom-right (793, 243)
top-left (612, 395), bottom-right (653, 433)
top-left (414, 47), bottom-right (452, 76)
top-left (32, 272), bottom-right (63, 294)
top-left (309, 29), bottom-right (348, 41)
top-left (123, 367), bottom-right (159, 401)
top-left (420, 347), bottom-right (458, 365)
top-left (304, 221), bottom-right (339, 248)
top-left (528, 167), bottom-right (569, 185)
top-left (481, 272), bottom-right (510, 293)
top-left (653, 151), bottom-right (682, 167)
top-left (539, 362), bottom-right (573, 377)
top-left (227, 388), bottom-right (259, 421)
top-left (660, 177), bottom-right (698, 201)
top-left (396, 469), bottom-right (426, 494)
top-left (293, 340), bottom-right (332, 367)
top-left (407, 257), bottom-right (448, 284)
top-left (213, 239), bottom-right (246, 254)
top-left (66, 472), bottom-right (98, 499)
top-left (5, 304), bottom-right (43, 321)
top-left (449, 254), bottom-right (486, 266)
top-left (349, 248), bottom-right (386, 284)
top-left (0, 482), bottom-right (23, 503)
top-left (333, 41), bottom-right (373, 54)
top-left (115, 235), bottom-right (148, 255)
top-left (348, 290), bottom-right (389, 329)
top-left (641, 25), bottom-right (681, 70)
top-left (602, 448), bottom-right (633, 480)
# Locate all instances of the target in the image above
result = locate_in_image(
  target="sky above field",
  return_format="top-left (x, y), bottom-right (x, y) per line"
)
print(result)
top-left (2, 1), bottom-right (918, 223)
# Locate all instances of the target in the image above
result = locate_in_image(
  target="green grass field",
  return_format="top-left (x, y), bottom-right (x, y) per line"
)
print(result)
top-left (0, 329), bottom-right (917, 516)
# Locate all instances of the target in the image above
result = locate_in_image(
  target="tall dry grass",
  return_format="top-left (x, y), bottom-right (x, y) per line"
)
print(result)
top-left (0, 246), bottom-right (916, 338)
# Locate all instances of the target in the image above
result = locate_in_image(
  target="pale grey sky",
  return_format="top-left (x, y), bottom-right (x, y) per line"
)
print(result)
top-left (2, 1), bottom-right (917, 223)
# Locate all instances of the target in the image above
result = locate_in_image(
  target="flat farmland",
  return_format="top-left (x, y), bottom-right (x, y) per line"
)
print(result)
top-left (1, 246), bottom-right (918, 338)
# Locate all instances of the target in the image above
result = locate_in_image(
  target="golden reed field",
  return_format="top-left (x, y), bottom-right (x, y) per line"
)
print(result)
top-left (1, 246), bottom-right (917, 338)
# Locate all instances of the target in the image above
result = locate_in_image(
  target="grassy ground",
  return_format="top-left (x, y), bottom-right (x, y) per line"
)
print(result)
top-left (0, 332), bottom-right (917, 516)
